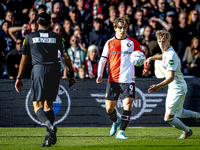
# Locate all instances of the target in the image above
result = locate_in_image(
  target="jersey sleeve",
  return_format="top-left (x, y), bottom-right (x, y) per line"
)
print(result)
top-left (166, 53), bottom-right (178, 71)
top-left (21, 35), bottom-right (30, 55)
top-left (101, 40), bottom-right (109, 58)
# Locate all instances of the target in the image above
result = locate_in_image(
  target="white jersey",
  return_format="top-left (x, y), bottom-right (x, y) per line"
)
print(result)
top-left (162, 46), bottom-right (187, 94)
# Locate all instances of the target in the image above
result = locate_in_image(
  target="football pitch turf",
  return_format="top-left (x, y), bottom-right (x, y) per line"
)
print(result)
top-left (0, 127), bottom-right (200, 150)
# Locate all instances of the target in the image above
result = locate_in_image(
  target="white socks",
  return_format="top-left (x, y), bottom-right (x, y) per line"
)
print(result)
top-left (167, 117), bottom-right (189, 132)
top-left (175, 109), bottom-right (200, 119)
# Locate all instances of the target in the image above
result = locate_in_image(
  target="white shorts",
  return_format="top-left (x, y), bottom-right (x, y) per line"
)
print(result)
top-left (165, 92), bottom-right (186, 115)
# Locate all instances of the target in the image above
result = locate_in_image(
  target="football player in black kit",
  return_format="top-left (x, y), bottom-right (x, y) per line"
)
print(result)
top-left (15, 12), bottom-right (75, 147)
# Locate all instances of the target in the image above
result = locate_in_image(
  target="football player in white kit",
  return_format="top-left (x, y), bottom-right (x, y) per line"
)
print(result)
top-left (145, 30), bottom-right (200, 139)
top-left (96, 15), bottom-right (149, 139)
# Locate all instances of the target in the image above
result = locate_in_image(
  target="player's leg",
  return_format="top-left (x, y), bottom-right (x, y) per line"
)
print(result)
top-left (165, 93), bottom-right (192, 139)
top-left (44, 100), bottom-right (57, 145)
top-left (116, 83), bottom-right (135, 139)
top-left (116, 97), bottom-right (134, 139)
top-left (105, 81), bottom-right (121, 136)
top-left (175, 109), bottom-right (200, 120)
top-left (106, 100), bottom-right (120, 136)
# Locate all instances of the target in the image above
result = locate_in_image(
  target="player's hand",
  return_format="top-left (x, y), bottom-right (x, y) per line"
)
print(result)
top-left (142, 69), bottom-right (149, 76)
top-left (148, 85), bottom-right (158, 93)
top-left (69, 77), bottom-right (75, 87)
top-left (144, 58), bottom-right (151, 69)
top-left (96, 76), bottom-right (102, 84)
top-left (15, 79), bottom-right (23, 93)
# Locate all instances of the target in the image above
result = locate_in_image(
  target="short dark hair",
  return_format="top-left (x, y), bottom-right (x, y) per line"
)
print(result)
top-left (38, 12), bottom-right (50, 26)
top-left (16, 37), bottom-right (24, 41)
top-left (38, 5), bottom-right (47, 12)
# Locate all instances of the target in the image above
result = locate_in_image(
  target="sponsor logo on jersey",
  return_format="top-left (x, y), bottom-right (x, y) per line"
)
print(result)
top-left (111, 51), bottom-right (132, 54)
top-left (92, 87), bottom-right (166, 120)
top-left (25, 84), bottom-right (71, 125)
top-left (32, 37), bottom-right (56, 44)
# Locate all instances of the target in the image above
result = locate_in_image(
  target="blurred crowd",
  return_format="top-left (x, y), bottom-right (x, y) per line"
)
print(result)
top-left (1, 0), bottom-right (200, 80)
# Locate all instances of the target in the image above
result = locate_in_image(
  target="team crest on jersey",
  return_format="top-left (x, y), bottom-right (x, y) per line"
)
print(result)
top-left (169, 60), bottom-right (174, 65)
top-left (127, 42), bottom-right (131, 47)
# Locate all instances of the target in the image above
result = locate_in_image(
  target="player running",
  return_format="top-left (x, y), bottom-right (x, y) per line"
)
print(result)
top-left (96, 15), bottom-right (149, 139)
top-left (144, 30), bottom-right (200, 139)
top-left (15, 13), bottom-right (75, 146)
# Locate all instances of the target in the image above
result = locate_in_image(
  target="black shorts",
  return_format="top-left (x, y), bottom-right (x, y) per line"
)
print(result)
top-left (105, 81), bottom-right (135, 101)
top-left (31, 64), bottom-right (61, 102)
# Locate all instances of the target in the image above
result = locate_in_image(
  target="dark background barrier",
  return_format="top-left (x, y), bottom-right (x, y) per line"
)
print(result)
top-left (0, 78), bottom-right (200, 127)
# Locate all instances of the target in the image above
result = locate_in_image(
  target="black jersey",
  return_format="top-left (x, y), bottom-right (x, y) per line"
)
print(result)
top-left (21, 29), bottom-right (66, 65)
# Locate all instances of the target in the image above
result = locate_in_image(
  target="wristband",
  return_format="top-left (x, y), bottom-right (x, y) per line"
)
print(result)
top-left (17, 77), bottom-right (22, 80)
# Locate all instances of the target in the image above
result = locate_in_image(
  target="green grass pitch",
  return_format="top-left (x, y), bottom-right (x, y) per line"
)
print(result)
top-left (0, 127), bottom-right (200, 150)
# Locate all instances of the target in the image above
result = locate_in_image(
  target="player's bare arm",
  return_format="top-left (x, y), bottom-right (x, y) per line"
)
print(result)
top-left (144, 54), bottom-right (163, 68)
top-left (62, 52), bottom-right (75, 87)
top-left (15, 54), bottom-right (28, 93)
top-left (148, 71), bottom-right (175, 93)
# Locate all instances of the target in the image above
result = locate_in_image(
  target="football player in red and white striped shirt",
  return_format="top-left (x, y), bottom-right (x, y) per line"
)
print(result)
top-left (96, 15), bottom-right (149, 139)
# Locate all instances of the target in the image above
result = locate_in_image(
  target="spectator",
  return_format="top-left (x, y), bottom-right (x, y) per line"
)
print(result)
top-left (118, 2), bottom-right (126, 18)
top-left (187, 9), bottom-right (199, 30)
top-left (169, 0), bottom-right (186, 20)
top-left (189, 48), bottom-right (200, 76)
top-left (174, 12), bottom-right (197, 58)
top-left (0, 21), bottom-right (14, 57)
top-left (149, 0), bottom-right (158, 11)
top-left (77, 65), bottom-right (87, 79)
top-left (155, 0), bottom-right (169, 21)
top-left (182, 0), bottom-right (196, 14)
top-left (4, 10), bottom-right (15, 26)
top-left (21, 20), bottom-right (38, 38)
top-left (76, 0), bottom-right (91, 26)
top-left (129, 9), bottom-right (148, 41)
top-left (126, 5), bottom-right (134, 24)
top-left (50, 12), bottom-right (60, 31)
top-left (73, 29), bottom-right (87, 51)
top-left (87, 18), bottom-right (109, 54)
top-left (104, 5), bottom-right (118, 38)
top-left (33, 0), bottom-right (53, 14)
top-left (53, 2), bottom-right (64, 23)
top-left (62, 18), bottom-right (73, 49)
top-left (67, 35), bottom-right (86, 77)
top-left (37, 5), bottom-right (47, 14)
top-left (68, 6), bottom-right (82, 30)
top-left (85, 45), bottom-right (99, 78)
top-left (141, 25), bottom-right (160, 56)
top-left (164, 10), bottom-right (178, 49)
top-left (182, 36), bottom-right (200, 75)
top-left (140, 4), bottom-right (154, 21)
top-left (62, 0), bottom-right (76, 19)
top-left (27, 8), bottom-right (38, 23)
top-left (90, 0), bottom-right (108, 19)
top-left (3, 37), bottom-right (23, 79)
top-left (148, 16), bottom-right (163, 37)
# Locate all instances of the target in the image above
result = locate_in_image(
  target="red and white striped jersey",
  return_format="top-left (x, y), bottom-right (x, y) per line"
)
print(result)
top-left (101, 36), bottom-right (145, 83)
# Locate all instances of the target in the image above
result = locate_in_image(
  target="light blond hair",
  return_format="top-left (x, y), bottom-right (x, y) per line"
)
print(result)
top-left (156, 30), bottom-right (171, 40)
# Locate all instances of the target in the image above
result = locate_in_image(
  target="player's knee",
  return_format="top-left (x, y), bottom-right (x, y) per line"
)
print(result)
top-left (164, 117), bottom-right (174, 123)
top-left (107, 108), bottom-right (114, 114)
